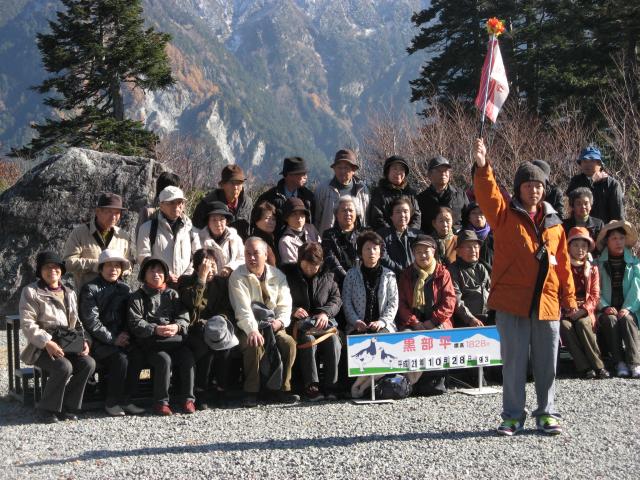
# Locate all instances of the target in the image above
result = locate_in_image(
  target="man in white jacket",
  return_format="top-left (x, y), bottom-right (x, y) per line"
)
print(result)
top-left (137, 186), bottom-right (199, 285)
top-left (228, 237), bottom-right (298, 407)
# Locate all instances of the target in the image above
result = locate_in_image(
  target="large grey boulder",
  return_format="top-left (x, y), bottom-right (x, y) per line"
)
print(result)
top-left (0, 148), bottom-right (166, 315)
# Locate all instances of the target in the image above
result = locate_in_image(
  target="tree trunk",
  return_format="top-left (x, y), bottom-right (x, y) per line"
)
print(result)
top-left (110, 77), bottom-right (124, 121)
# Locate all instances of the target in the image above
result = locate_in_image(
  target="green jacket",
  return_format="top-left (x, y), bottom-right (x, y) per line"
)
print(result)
top-left (597, 247), bottom-right (640, 319)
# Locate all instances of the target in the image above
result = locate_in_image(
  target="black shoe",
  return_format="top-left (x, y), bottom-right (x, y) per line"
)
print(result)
top-left (195, 393), bottom-right (209, 411)
top-left (275, 391), bottom-right (300, 404)
top-left (36, 409), bottom-right (60, 424)
top-left (57, 411), bottom-right (79, 421)
top-left (242, 393), bottom-right (258, 408)
top-left (583, 369), bottom-right (597, 380)
top-left (596, 368), bottom-right (611, 379)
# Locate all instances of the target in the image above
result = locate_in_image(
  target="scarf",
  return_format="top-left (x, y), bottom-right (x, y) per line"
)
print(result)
top-left (145, 282), bottom-right (167, 292)
top-left (412, 259), bottom-right (436, 309)
top-left (472, 222), bottom-right (491, 241)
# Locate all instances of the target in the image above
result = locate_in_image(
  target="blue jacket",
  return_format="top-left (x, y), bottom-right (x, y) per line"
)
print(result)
top-left (597, 247), bottom-right (640, 320)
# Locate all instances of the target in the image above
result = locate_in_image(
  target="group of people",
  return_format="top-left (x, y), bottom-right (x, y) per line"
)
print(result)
top-left (18, 142), bottom-right (639, 437)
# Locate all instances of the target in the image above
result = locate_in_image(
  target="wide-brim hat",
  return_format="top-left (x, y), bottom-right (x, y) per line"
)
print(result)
top-left (456, 229), bottom-right (483, 245)
top-left (281, 156), bottom-right (308, 176)
top-left (219, 164), bottom-right (246, 184)
top-left (206, 201), bottom-right (234, 220)
top-left (98, 249), bottom-right (131, 271)
top-left (35, 251), bottom-right (66, 279)
top-left (204, 316), bottom-right (239, 351)
top-left (331, 149), bottom-right (359, 169)
top-left (97, 192), bottom-right (126, 210)
top-left (282, 197), bottom-right (310, 219)
top-left (567, 227), bottom-right (595, 252)
top-left (383, 155), bottom-right (409, 176)
top-left (138, 257), bottom-right (170, 282)
top-left (596, 220), bottom-right (638, 252)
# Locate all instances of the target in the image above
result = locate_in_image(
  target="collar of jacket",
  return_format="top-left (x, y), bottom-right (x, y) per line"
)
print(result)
top-left (141, 284), bottom-right (167, 297)
top-left (510, 199), bottom-right (562, 230)
top-left (453, 257), bottom-right (478, 270)
top-left (426, 183), bottom-right (457, 199)
top-left (207, 226), bottom-right (230, 243)
top-left (90, 218), bottom-right (119, 236)
top-left (237, 263), bottom-right (279, 282)
top-left (598, 247), bottom-right (639, 265)
top-left (329, 175), bottom-right (365, 194)
top-left (36, 279), bottom-right (71, 297)
top-left (281, 225), bottom-right (307, 239)
top-left (159, 211), bottom-right (188, 230)
top-left (213, 188), bottom-right (246, 210)
top-left (276, 178), bottom-right (312, 198)
top-left (378, 177), bottom-right (412, 192)
top-left (411, 262), bottom-right (446, 281)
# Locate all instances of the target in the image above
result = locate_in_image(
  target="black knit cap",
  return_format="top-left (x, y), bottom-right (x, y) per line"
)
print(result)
top-left (513, 162), bottom-right (546, 196)
top-left (35, 251), bottom-right (66, 279)
top-left (206, 201), bottom-right (234, 220)
top-left (531, 159), bottom-right (551, 181)
top-left (138, 257), bottom-right (170, 282)
top-left (383, 155), bottom-right (409, 177)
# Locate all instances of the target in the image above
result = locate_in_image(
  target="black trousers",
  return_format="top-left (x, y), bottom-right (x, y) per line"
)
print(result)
top-left (34, 352), bottom-right (96, 413)
top-left (92, 344), bottom-right (146, 407)
top-left (188, 334), bottom-right (231, 391)
top-left (144, 346), bottom-right (195, 404)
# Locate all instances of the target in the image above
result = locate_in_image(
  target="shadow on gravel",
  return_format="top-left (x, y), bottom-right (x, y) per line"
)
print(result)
top-left (23, 430), bottom-right (500, 467)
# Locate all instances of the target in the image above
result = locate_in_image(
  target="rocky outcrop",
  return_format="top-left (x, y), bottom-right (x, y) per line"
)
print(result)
top-left (0, 148), bottom-right (166, 315)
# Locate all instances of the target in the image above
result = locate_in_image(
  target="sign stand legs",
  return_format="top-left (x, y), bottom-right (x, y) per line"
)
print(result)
top-left (458, 366), bottom-right (501, 396)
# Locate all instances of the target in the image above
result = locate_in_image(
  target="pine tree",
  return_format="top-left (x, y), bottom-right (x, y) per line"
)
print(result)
top-left (13, 0), bottom-right (174, 157)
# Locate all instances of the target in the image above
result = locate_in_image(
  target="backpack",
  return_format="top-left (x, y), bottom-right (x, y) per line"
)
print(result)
top-left (375, 374), bottom-right (413, 400)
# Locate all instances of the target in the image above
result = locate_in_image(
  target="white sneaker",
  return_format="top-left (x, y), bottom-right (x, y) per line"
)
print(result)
top-left (105, 405), bottom-right (125, 416)
top-left (616, 362), bottom-right (630, 377)
top-left (122, 403), bottom-right (146, 415)
top-left (630, 365), bottom-right (640, 379)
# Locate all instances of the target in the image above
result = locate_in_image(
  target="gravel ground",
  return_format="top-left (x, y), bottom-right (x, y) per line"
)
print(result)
top-left (1, 334), bottom-right (639, 480)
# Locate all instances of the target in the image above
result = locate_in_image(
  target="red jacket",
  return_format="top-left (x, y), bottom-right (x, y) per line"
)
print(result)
top-left (565, 261), bottom-right (600, 329)
top-left (397, 263), bottom-right (456, 329)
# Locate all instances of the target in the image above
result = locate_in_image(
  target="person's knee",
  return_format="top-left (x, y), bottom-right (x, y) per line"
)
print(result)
top-left (560, 319), bottom-right (573, 333)
top-left (148, 351), bottom-right (172, 368)
top-left (598, 314), bottom-right (616, 329)
top-left (79, 355), bottom-right (96, 374)
top-left (574, 316), bottom-right (593, 332)
top-left (54, 357), bottom-right (74, 378)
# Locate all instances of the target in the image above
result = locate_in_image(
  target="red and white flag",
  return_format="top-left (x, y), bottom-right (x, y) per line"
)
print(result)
top-left (475, 37), bottom-right (509, 123)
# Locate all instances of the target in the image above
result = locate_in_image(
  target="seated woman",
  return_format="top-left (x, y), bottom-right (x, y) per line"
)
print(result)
top-left (321, 195), bottom-right (367, 288)
top-left (79, 249), bottom-right (146, 416)
top-left (342, 231), bottom-right (398, 335)
top-left (178, 249), bottom-right (237, 410)
top-left (128, 257), bottom-right (195, 415)
top-left (278, 197), bottom-right (321, 264)
top-left (378, 196), bottom-right (421, 276)
top-left (432, 206), bottom-right (457, 266)
top-left (250, 200), bottom-right (279, 266)
top-left (560, 228), bottom-right (609, 380)
top-left (595, 221), bottom-right (640, 378)
top-left (197, 201), bottom-right (244, 277)
top-left (20, 251), bottom-right (95, 423)
top-left (563, 187), bottom-right (604, 248)
top-left (461, 201), bottom-right (494, 268)
top-left (281, 242), bottom-right (342, 401)
top-left (396, 234), bottom-right (456, 394)
top-left (447, 230), bottom-right (492, 327)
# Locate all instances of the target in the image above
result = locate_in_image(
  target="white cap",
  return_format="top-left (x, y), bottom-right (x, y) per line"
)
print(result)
top-left (98, 249), bottom-right (131, 271)
top-left (159, 186), bottom-right (186, 203)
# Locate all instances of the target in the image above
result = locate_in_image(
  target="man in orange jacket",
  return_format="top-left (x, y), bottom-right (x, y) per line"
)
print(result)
top-left (473, 138), bottom-right (577, 436)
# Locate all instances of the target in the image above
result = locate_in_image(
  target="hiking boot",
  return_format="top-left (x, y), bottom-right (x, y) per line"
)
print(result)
top-left (57, 410), bottom-right (78, 421)
top-left (242, 393), bottom-right (258, 408)
top-left (36, 409), bottom-right (59, 424)
top-left (182, 400), bottom-right (196, 414)
top-left (497, 418), bottom-right (524, 436)
top-left (616, 362), bottom-right (630, 378)
top-left (122, 403), bottom-right (145, 415)
top-left (596, 368), bottom-right (611, 379)
top-left (583, 369), bottom-right (597, 380)
top-left (104, 404), bottom-right (126, 417)
top-left (537, 415), bottom-right (562, 435)
top-left (152, 403), bottom-right (173, 416)
top-left (303, 384), bottom-right (324, 402)
top-left (275, 391), bottom-right (300, 404)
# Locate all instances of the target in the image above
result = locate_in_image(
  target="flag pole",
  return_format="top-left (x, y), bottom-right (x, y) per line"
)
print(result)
top-left (478, 34), bottom-right (496, 139)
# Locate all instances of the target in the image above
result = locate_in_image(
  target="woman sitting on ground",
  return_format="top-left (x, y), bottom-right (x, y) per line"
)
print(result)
top-left (178, 248), bottom-right (237, 410)
top-left (250, 200), bottom-right (279, 266)
top-left (281, 242), bottom-right (342, 402)
top-left (560, 228), bottom-right (609, 380)
top-left (79, 249), bottom-right (146, 417)
top-left (595, 221), bottom-right (640, 378)
top-left (20, 251), bottom-right (95, 423)
top-left (128, 257), bottom-right (195, 415)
